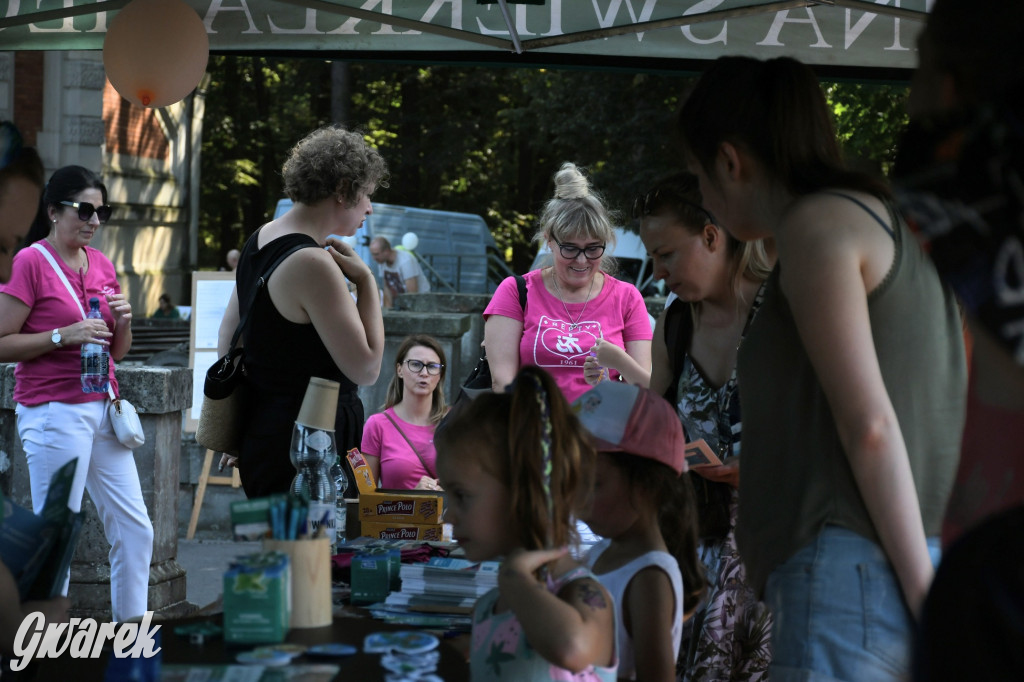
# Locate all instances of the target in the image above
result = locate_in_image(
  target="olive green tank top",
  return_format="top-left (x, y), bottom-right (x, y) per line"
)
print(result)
top-left (735, 195), bottom-right (967, 595)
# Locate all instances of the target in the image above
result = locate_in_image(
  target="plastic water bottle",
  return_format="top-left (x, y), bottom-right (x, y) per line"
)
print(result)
top-left (329, 454), bottom-right (350, 549)
top-left (81, 297), bottom-right (109, 393)
top-left (289, 422), bottom-right (337, 548)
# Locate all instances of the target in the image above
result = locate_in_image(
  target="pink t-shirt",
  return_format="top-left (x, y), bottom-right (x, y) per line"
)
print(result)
top-left (361, 407), bottom-right (438, 490)
top-left (0, 241), bottom-right (121, 406)
top-left (484, 269), bottom-right (652, 402)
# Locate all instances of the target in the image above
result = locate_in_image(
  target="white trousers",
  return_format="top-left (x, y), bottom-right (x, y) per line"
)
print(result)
top-left (16, 399), bottom-right (154, 621)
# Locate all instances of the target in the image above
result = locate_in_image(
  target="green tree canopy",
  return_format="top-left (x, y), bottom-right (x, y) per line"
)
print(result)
top-left (198, 59), bottom-right (907, 274)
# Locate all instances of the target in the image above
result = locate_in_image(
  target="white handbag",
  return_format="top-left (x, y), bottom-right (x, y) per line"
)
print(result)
top-left (108, 385), bottom-right (145, 449)
top-left (32, 243), bottom-right (145, 449)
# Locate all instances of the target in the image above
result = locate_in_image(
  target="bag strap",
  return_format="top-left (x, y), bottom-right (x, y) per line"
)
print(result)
top-left (383, 409), bottom-right (434, 479)
top-left (33, 244), bottom-right (121, 401)
top-left (514, 273), bottom-right (527, 312)
top-left (32, 243), bottom-right (87, 320)
top-left (662, 298), bottom-right (693, 403)
top-left (229, 239), bottom-right (310, 350)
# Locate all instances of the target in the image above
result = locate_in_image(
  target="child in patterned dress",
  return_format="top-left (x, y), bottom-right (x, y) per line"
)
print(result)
top-left (435, 366), bottom-right (617, 681)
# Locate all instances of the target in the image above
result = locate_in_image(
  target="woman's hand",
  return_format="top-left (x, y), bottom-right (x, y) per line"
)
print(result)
top-left (106, 293), bottom-right (132, 330)
top-left (65, 318), bottom-right (112, 347)
top-left (218, 454), bottom-right (238, 472)
top-left (584, 338), bottom-right (653, 388)
top-left (414, 476), bottom-right (442, 491)
top-left (326, 237), bottom-right (373, 286)
top-left (591, 338), bottom-right (626, 368)
top-left (583, 353), bottom-right (606, 386)
top-left (693, 458), bottom-right (740, 489)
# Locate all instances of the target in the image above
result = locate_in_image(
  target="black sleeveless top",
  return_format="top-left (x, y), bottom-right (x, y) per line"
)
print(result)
top-left (236, 230), bottom-right (363, 498)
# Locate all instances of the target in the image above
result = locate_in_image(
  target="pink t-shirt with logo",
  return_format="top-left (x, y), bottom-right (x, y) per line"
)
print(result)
top-left (0, 241), bottom-right (121, 406)
top-left (361, 407), bottom-right (438, 490)
top-left (484, 269), bottom-right (652, 403)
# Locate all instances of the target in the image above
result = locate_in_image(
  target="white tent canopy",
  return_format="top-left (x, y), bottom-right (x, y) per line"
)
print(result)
top-left (2, 0), bottom-right (928, 75)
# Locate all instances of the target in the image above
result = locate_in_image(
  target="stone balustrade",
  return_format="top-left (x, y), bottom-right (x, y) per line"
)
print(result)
top-left (0, 364), bottom-right (192, 620)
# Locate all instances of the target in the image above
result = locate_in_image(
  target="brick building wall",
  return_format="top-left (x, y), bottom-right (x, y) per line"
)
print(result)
top-left (104, 82), bottom-right (169, 161)
top-left (13, 52), bottom-right (43, 144)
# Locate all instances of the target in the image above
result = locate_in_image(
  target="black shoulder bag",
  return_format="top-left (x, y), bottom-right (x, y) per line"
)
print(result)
top-left (195, 240), bottom-right (308, 456)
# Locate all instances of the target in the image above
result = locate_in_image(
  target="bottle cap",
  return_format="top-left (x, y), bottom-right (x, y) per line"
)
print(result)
top-left (295, 377), bottom-right (340, 431)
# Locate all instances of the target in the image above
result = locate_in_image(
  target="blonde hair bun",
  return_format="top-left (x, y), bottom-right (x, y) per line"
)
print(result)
top-left (553, 162), bottom-right (590, 200)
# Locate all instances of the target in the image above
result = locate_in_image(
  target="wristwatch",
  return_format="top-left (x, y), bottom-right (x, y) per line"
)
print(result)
top-left (51, 328), bottom-right (63, 348)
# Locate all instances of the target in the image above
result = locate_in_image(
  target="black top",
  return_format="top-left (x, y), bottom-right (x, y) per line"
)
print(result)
top-left (236, 230), bottom-right (363, 498)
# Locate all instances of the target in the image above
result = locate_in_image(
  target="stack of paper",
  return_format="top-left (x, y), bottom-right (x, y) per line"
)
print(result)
top-left (368, 556), bottom-right (500, 631)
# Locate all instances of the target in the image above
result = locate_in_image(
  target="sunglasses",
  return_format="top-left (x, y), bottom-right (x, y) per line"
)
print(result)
top-left (403, 359), bottom-right (444, 376)
top-left (60, 200), bottom-right (112, 223)
top-left (632, 189), bottom-right (716, 225)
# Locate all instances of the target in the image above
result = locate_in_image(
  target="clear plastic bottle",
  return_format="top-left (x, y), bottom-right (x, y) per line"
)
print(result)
top-left (289, 423), bottom-right (337, 548)
top-left (81, 297), bottom-right (109, 393)
top-left (329, 454), bottom-right (350, 549)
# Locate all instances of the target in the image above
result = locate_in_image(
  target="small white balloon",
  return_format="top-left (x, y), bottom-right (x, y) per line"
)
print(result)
top-left (401, 232), bottom-right (419, 251)
top-left (340, 236), bottom-right (357, 247)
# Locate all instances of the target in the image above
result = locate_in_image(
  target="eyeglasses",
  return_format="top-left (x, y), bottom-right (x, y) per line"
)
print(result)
top-left (555, 242), bottom-right (605, 260)
top-left (60, 200), bottom-right (112, 224)
top-left (632, 189), bottom-right (716, 225)
top-left (404, 359), bottom-right (444, 375)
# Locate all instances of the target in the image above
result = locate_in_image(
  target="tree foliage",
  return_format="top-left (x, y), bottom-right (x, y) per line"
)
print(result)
top-left (198, 59), bottom-right (908, 273)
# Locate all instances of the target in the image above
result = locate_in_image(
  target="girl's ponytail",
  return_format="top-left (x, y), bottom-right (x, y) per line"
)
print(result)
top-left (507, 367), bottom-right (594, 552)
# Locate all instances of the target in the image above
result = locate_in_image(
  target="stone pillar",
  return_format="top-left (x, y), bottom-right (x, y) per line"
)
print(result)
top-left (0, 52), bottom-right (13, 121)
top-left (393, 292), bottom-right (490, 392)
top-left (359, 306), bottom-right (475, 418)
top-left (0, 363), bottom-right (192, 620)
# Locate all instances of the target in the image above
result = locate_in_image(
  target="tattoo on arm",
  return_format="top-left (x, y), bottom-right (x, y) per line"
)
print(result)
top-left (576, 580), bottom-right (608, 611)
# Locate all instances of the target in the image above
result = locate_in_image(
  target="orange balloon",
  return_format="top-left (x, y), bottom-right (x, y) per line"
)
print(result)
top-left (103, 0), bottom-right (209, 109)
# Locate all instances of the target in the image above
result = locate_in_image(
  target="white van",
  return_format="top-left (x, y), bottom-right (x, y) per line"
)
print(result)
top-left (274, 199), bottom-right (502, 294)
top-left (528, 227), bottom-right (660, 296)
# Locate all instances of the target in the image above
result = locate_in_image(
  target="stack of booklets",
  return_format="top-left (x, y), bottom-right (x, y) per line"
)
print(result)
top-left (368, 556), bottom-right (500, 632)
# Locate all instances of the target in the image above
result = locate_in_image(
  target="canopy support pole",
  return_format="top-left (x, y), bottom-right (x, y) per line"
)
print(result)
top-left (496, 0), bottom-right (523, 54)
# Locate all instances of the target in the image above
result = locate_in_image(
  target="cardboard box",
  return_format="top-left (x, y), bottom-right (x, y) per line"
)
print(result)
top-left (360, 520), bottom-right (451, 542)
top-left (358, 489), bottom-right (444, 524)
top-left (223, 551), bottom-right (291, 644)
top-left (229, 494), bottom-right (287, 541)
top-left (346, 449), bottom-right (377, 495)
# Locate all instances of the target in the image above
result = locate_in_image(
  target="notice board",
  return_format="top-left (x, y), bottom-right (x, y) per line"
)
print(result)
top-left (186, 271), bottom-right (236, 433)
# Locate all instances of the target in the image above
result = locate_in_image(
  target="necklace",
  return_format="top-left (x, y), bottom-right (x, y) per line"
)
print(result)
top-left (549, 268), bottom-right (596, 331)
top-left (46, 237), bottom-right (85, 271)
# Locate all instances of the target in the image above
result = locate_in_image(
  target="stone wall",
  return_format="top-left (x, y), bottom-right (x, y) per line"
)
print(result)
top-left (0, 364), bottom-right (192, 620)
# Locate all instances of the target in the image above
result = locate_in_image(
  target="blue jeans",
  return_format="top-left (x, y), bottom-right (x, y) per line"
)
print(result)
top-left (764, 526), bottom-right (941, 682)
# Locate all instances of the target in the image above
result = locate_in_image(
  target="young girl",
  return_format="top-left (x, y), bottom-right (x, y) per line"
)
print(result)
top-left (435, 366), bottom-right (617, 680)
top-left (575, 381), bottom-right (706, 682)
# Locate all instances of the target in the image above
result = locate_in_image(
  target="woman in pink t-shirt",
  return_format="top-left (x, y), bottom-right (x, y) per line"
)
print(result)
top-left (361, 334), bottom-right (448, 490)
top-left (484, 162), bottom-right (653, 404)
top-left (0, 165), bottom-right (152, 622)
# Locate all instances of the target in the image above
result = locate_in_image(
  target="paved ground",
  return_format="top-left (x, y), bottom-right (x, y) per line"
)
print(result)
top-left (177, 534), bottom-right (260, 610)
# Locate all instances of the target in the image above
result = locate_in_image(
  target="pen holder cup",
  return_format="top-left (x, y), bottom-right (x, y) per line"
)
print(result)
top-left (262, 537), bottom-right (332, 628)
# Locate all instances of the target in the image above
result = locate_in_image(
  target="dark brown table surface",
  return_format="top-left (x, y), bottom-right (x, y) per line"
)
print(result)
top-left (23, 613), bottom-right (470, 681)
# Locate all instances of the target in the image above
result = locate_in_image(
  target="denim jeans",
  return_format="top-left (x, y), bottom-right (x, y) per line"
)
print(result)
top-left (764, 525), bottom-right (941, 682)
